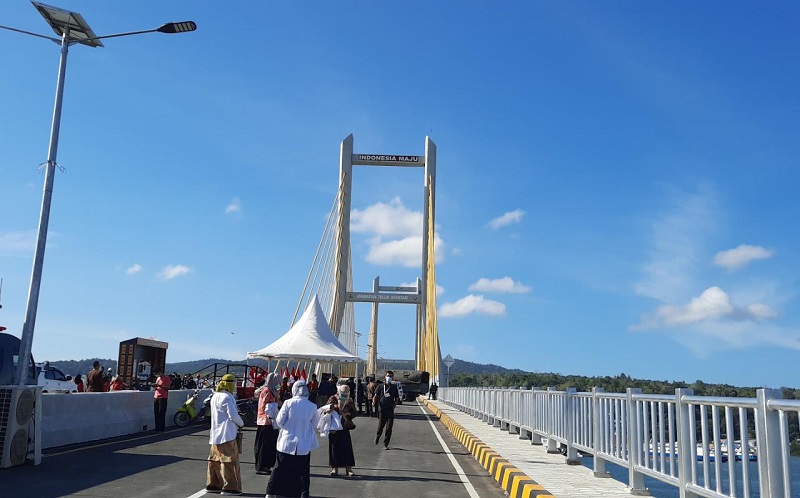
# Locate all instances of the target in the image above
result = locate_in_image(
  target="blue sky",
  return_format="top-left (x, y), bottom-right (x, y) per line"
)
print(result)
top-left (2, 2), bottom-right (799, 389)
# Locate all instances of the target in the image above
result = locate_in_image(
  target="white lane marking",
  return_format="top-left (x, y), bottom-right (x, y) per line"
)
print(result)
top-left (417, 400), bottom-right (480, 498)
top-left (186, 490), bottom-right (208, 498)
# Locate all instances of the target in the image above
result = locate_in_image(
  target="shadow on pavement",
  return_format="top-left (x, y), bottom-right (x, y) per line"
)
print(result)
top-left (0, 426), bottom-right (208, 498)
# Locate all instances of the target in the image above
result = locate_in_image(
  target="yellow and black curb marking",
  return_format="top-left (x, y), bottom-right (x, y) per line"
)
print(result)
top-left (422, 399), bottom-right (555, 498)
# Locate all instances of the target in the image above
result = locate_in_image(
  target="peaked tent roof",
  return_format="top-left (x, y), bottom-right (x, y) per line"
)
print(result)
top-left (247, 295), bottom-right (358, 362)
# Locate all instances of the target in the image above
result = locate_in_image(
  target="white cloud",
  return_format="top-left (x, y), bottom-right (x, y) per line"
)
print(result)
top-left (157, 264), bottom-right (192, 280)
top-left (439, 294), bottom-right (506, 318)
top-left (364, 232), bottom-right (445, 268)
top-left (400, 281), bottom-right (444, 296)
top-left (352, 197), bottom-right (422, 237)
top-left (0, 230), bottom-right (36, 255)
top-left (126, 264), bottom-right (142, 275)
top-left (634, 189), bottom-right (718, 302)
top-left (634, 286), bottom-right (777, 329)
top-left (451, 247), bottom-right (463, 256)
top-left (225, 197), bottom-right (242, 214)
top-left (713, 245), bottom-right (773, 271)
top-left (631, 188), bottom-right (796, 354)
top-left (469, 277), bottom-right (531, 294)
top-left (486, 209), bottom-right (525, 230)
top-left (350, 198), bottom-right (447, 268)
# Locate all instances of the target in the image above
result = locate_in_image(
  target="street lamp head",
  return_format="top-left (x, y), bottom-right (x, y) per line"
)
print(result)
top-left (157, 21), bottom-right (197, 34)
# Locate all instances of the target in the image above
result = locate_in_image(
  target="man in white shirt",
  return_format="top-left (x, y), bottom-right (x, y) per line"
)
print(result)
top-left (266, 379), bottom-right (320, 498)
top-left (206, 374), bottom-right (245, 496)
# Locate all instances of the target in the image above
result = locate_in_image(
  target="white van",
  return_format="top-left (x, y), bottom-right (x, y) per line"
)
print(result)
top-left (36, 362), bottom-right (77, 393)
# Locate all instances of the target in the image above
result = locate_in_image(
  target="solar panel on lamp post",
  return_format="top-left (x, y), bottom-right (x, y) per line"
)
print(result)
top-left (0, 2), bottom-right (196, 386)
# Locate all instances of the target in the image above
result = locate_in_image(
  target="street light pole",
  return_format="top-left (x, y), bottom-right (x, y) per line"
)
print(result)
top-left (3, 3), bottom-right (196, 386)
top-left (14, 30), bottom-right (70, 386)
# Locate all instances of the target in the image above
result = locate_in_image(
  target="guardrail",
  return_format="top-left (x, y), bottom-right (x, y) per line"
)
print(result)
top-left (438, 387), bottom-right (800, 498)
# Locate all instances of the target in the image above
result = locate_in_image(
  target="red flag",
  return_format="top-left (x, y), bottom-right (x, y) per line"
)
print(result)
top-left (300, 368), bottom-right (307, 380)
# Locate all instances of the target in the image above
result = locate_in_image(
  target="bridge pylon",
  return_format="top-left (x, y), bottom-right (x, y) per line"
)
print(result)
top-left (329, 135), bottom-right (441, 383)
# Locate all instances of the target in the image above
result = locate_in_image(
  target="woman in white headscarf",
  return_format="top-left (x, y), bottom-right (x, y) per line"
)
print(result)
top-left (266, 379), bottom-right (320, 498)
top-left (326, 384), bottom-right (356, 476)
top-left (254, 372), bottom-right (281, 475)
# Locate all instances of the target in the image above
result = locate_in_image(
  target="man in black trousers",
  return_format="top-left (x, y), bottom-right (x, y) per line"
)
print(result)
top-left (374, 371), bottom-right (400, 449)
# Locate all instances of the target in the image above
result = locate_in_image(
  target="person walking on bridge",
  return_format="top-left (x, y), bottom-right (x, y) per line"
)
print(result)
top-left (365, 377), bottom-right (376, 418)
top-left (374, 371), bottom-right (400, 449)
top-left (206, 373), bottom-right (245, 496)
top-left (266, 379), bottom-right (320, 498)
top-left (254, 373), bottom-right (280, 475)
top-left (326, 384), bottom-right (356, 476)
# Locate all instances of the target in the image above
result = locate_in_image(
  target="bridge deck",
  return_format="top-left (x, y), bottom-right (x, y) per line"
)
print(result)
top-left (0, 399), bottom-right (637, 497)
top-left (425, 399), bottom-right (635, 498)
top-left (0, 401), bottom-right (505, 497)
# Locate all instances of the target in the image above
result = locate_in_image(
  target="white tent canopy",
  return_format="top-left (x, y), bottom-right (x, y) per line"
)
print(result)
top-left (247, 295), bottom-right (359, 363)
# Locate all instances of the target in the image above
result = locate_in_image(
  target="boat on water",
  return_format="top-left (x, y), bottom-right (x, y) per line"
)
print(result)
top-left (698, 440), bottom-right (757, 462)
top-left (697, 443), bottom-right (727, 462)
top-left (646, 440), bottom-right (757, 462)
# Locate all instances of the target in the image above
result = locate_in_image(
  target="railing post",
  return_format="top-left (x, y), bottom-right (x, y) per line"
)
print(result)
top-left (592, 387), bottom-right (610, 477)
top-left (509, 387), bottom-right (521, 435)
top-left (546, 388), bottom-right (559, 453)
top-left (755, 388), bottom-right (787, 498)
top-left (675, 388), bottom-right (699, 498)
top-left (531, 389), bottom-right (543, 445)
top-left (520, 387), bottom-right (533, 440)
top-left (627, 388), bottom-right (649, 495)
top-left (565, 387), bottom-right (580, 464)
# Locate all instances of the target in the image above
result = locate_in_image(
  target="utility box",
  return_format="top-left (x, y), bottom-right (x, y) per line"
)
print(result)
top-left (117, 337), bottom-right (168, 388)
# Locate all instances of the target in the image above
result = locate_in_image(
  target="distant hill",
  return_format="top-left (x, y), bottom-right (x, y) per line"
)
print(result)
top-left (446, 358), bottom-right (526, 375)
top-left (49, 357), bottom-right (796, 394)
top-left (48, 356), bottom-right (526, 379)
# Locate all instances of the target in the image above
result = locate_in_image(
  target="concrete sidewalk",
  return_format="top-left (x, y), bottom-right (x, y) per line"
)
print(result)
top-left (422, 398), bottom-right (635, 498)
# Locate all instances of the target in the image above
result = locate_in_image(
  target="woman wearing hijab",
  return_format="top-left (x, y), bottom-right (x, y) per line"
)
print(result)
top-left (206, 373), bottom-right (245, 495)
top-left (254, 372), bottom-right (281, 475)
top-left (266, 379), bottom-right (320, 498)
top-left (326, 384), bottom-right (356, 476)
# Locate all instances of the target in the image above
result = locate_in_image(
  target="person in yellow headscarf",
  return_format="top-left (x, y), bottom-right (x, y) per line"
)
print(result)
top-left (206, 374), bottom-right (245, 495)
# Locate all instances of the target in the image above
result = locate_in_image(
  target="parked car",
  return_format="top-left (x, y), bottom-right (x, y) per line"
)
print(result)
top-left (36, 362), bottom-right (77, 393)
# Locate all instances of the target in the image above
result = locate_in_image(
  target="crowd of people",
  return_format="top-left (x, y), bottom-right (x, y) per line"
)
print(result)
top-left (66, 362), bottom-right (427, 497)
top-left (70, 363), bottom-right (213, 393)
top-left (200, 369), bottom-right (410, 497)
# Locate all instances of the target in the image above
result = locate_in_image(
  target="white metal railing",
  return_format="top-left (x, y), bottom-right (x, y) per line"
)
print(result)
top-left (438, 387), bottom-right (800, 498)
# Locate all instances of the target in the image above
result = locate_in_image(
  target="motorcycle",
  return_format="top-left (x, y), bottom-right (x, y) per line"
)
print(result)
top-left (236, 397), bottom-right (258, 426)
top-left (174, 390), bottom-right (212, 427)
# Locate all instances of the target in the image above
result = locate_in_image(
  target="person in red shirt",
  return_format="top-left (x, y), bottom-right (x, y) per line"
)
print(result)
top-left (153, 370), bottom-right (171, 432)
top-left (109, 376), bottom-right (128, 391)
top-left (74, 374), bottom-right (85, 393)
top-left (307, 374), bottom-right (319, 403)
